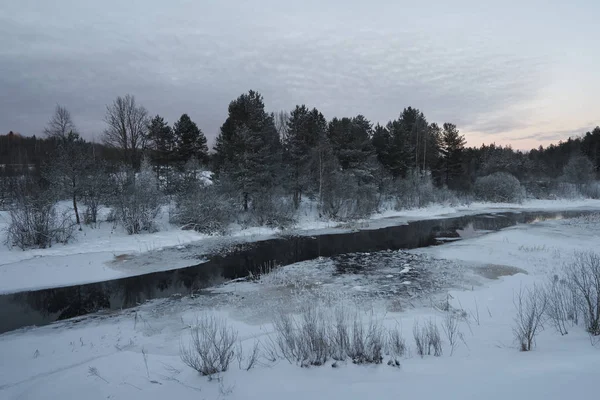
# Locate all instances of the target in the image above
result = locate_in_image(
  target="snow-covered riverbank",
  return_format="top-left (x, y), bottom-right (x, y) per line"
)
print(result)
top-left (1, 212), bottom-right (599, 399)
top-left (2, 199), bottom-right (600, 295)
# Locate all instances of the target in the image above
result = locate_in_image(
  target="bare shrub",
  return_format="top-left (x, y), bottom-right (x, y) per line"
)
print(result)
top-left (387, 326), bottom-right (407, 361)
top-left (474, 172), bottom-right (525, 203)
top-left (347, 313), bottom-right (384, 365)
top-left (180, 315), bottom-right (238, 376)
top-left (172, 183), bottom-right (236, 234)
top-left (513, 284), bottom-right (547, 351)
top-left (329, 306), bottom-right (351, 361)
top-left (321, 169), bottom-right (378, 221)
top-left (250, 193), bottom-right (296, 229)
top-left (6, 179), bottom-right (76, 249)
top-left (413, 319), bottom-right (443, 357)
top-left (413, 320), bottom-right (427, 357)
top-left (442, 313), bottom-right (461, 355)
top-left (81, 162), bottom-right (111, 226)
top-left (237, 340), bottom-right (261, 371)
top-left (426, 319), bottom-right (443, 357)
top-left (271, 306), bottom-right (328, 367)
top-left (269, 305), bottom-right (384, 367)
top-left (110, 160), bottom-right (162, 234)
top-left (566, 252), bottom-right (600, 336)
top-left (545, 275), bottom-right (577, 335)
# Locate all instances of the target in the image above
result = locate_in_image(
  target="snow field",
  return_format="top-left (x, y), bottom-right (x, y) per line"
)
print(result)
top-left (1, 214), bottom-right (600, 399)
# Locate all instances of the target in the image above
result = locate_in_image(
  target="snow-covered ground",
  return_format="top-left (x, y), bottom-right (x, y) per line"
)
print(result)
top-left (1, 212), bottom-right (599, 399)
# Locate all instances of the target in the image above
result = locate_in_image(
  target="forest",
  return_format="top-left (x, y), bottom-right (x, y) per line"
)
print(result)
top-left (1, 90), bottom-right (599, 248)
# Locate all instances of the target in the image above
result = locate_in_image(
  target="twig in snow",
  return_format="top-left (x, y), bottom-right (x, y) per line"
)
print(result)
top-left (88, 366), bottom-right (109, 384)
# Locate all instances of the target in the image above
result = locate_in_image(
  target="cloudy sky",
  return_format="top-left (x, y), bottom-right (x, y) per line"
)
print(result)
top-left (1, 0), bottom-right (598, 149)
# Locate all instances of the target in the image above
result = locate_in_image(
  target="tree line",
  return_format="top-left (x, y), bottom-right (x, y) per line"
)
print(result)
top-left (1, 90), bottom-right (599, 244)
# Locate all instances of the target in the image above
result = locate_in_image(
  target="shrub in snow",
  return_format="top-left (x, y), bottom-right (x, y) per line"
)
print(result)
top-left (561, 155), bottom-right (595, 185)
top-left (387, 327), bottom-right (407, 361)
top-left (391, 169), bottom-right (465, 210)
top-left (172, 182), bottom-right (236, 234)
top-left (413, 319), bottom-right (443, 357)
top-left (110, 160), bottom-right (162, 235)
top-left (545, 275), bottom-right (578, 336)
top-left (180, 314), bottom-right (238, 376)
top-left (6, 178), bottom-right (76, 249)
top-left (513, 284), bottom-right (547, 351)
top-left (566, 252), bottom-right (600, 336)
top-left (474, 172), bottom-right (525, 203)
top-left (81, 162), bottom-right (111, 226)
top-left (271, 306), bottom-right (329, 367)
top-left (442, 312), bottom-right (462, 355)
top-left (270, 306), bottom-right (385, 367)
top-left (250, 192), bottom-right (297, 229)
top-left (346, 313), bottom-right (384, 365)
top-left (321, 169), bottom-right (379, 221)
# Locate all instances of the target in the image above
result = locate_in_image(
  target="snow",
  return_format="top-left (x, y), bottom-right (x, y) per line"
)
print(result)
top-left (1, 198), bottom-right (600, 295)
top-left (1, 213), bottom-right (600, 399)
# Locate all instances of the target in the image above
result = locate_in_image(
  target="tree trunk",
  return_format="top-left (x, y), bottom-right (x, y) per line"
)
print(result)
top-left (73, 193), bottom-right (80, 225)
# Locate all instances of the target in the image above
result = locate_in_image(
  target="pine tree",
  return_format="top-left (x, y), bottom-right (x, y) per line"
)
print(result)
top-left (213, 91), bottom-right (281, 211)
top-left (284, 105), bottom-right (328, 208)
top-left (385, 118), bottom-right (412, 179)
top-left (440, 123), bottom-right (466, 189)
top-left (173, 114), bottom-right (209, 165)
top-left (372, 123), bottom-right (391, 168)
top-left (328, 115), bottom-right (374, 170)
top-left (146, 115), bottom-right (175, 184)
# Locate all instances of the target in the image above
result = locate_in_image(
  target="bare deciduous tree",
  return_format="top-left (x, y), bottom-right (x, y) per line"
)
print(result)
top-left (103, 94), bottom-right (149, 167)
top-left (45, 131), bottom-right (90, 225)
top-left (44, 105), bottom-right (77, 139)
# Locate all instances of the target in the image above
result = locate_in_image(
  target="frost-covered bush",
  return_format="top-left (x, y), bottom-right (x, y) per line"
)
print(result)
top-left (552, 181), bottom-right (600, 200)
top-left (6, 179), bottom-right (76, 249)
top-left (269, 305), bottom-right (385, 367)
top-left (250, 193), bottom-right (296, 229)
top-left (474, 172), bottom-right (525, 203)
top-left (172, 182), bottom-right (236, 235)
top-left (81, 163), bottom-right (111, 226)
top-left (110, 160), bottom-right (162, 235)
top-left (321, 170), bottom-right (378, 221)
top-left (392, 170), bottom-right (465, 210)
top-left (562, 155), bottom-right (595, 185)
top-left (171, 162), bottom-right (236, 234)
top-left (180, 314), bottom-right (238, 376)
top-left (413, 319), bottom-right (443, 357)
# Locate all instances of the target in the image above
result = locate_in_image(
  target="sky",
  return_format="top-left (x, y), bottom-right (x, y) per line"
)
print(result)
top-left (1, 0), bottom-right (599, 150)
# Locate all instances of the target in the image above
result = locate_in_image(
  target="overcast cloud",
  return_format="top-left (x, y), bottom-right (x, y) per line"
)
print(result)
top-left (1, 0), bottom-right (599, 149)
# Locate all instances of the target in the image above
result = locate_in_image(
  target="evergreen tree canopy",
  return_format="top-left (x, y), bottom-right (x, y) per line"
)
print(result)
top-left (284, 105), bottom-right (328, 208)
top-left (440, 123), bottom-right (466, 189)
top-left (147, 115), bottom-right (175, 166)
top-left (213, 90), bottom-right (281, 210)
top-left (328, 115), bottom-right (374, 170)
top-left (173, 114), bottom-right (208, 165)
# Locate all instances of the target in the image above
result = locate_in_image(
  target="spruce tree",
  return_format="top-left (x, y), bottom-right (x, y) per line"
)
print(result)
top-left (440, 123), bottom-right (466, 189)
top-left (146, 115), bottom-right (175, 183)
top-left (284, 105), bottom-right (327, 208)
top-left (173, 114), bottom-right (209, 165)
top-left (213, 91), bottom-right (281, 211)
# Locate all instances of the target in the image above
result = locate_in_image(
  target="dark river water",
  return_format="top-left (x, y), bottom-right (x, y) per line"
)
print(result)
top-left (0, 210), bottom-right (590, 334)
